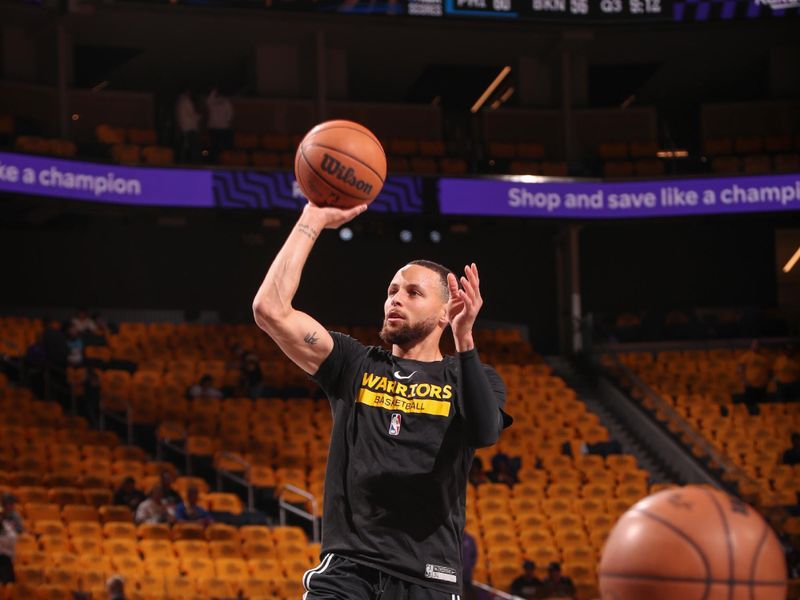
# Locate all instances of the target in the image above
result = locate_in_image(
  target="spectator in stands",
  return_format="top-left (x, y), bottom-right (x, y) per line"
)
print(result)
top-left (71, 308), bottom-right (98, 335)
top-left (540, 562), bottom-right (575, 599)
top-left (106, 574), bottom-right (125, 600)
top-left (175, 88), bottom-right (201, 163)
top-left (174, 486), bottom-right (212, 525)
top-left (240, 353), bottom-right (264, 399)
top-left (187, 374), bottom-right (223, 400)
top-left (159, 471), bottom-right (183, 506)
top-left (510, 560), bottom-right (542, 600)
top-left (83, 312), bottom-right (111, 347)
top-left (775, 345), bottom-right (800, 402)
top-left (65, 323), bottom-right (84, 367)
top-left (206, 85), bottom-right (234, 163)
top-left (42, 319), bottom-right (68, 369)
top-left (468, 457), bottom-right (488, 487)
top-left (135, 486), bottom-right (174, 525)
top-left (0, 493), bottom-right (23, 584)
top-left (737, 340), bottom-right (771, 411)
top-left (488, 453), bottom-right (518, 487)
top-left (782, 433), bottom-right (800, 466)
top-left (227, 343), bottom-right (245, 370)
top-left (461, 530), bottom-right (477, 600)
top-left (112, 477), bottom-right (146, 513)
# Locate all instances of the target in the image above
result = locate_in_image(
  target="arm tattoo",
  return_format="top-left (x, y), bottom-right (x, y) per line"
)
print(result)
top-left (296, 223), bottom-right (319, 241)
top-left (304, 331), bottom-right (319, 345)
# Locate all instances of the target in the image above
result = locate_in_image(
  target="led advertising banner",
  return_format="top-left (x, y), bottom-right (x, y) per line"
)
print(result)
top-left (212, 171), bottom-right (424, 213)
top-left (0, 151), bottom-right (214, 207)
top-left (439, 173), bottom-right (800, 219)
top-left (0, 152), bottom-right (425, 213)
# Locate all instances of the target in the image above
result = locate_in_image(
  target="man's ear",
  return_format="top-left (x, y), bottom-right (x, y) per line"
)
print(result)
top-left (438, 301), bottom-right (449, 328)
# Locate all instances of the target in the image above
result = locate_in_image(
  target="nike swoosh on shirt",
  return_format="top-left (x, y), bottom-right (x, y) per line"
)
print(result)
top-left (393, 370), bottom-right (418, 380)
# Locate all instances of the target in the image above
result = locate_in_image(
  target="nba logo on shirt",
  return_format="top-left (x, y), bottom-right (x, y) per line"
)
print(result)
top-left (388, 413), bottom-right (402, 436)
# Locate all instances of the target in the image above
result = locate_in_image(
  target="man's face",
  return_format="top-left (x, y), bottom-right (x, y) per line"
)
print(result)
top-left (380, 265), bottom-right (447, 347)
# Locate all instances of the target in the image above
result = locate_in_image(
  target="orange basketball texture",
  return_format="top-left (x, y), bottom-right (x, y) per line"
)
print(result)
top-left (294, 120), bottom-right (387, 208)
top-left (598, 486), bottom-right (787, 600)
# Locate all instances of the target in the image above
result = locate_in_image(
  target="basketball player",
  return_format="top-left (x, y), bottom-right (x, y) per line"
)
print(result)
top-left (252, 203), bottom-right (511, 600)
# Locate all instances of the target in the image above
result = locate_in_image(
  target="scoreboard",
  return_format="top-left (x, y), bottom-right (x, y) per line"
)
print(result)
top-left (108, 0), bottom-right (800, 22)
top-left (407, 0), bottom-right (800, 21)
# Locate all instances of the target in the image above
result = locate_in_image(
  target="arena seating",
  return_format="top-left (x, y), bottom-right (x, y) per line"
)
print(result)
top-left (602, 348), bottom-right (800, 541)
top-left (0, 321), bottom-right (323, 599)
top-left (0, 314), bottom-right (663, 599)
top-left (702, 134), bottom-right (800, 175)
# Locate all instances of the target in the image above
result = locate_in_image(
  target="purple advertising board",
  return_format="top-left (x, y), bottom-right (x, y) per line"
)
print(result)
top-left (439, 173), bottom-right (800, 219)
top-left (0, 151), bottom-right (213, 207)
top-left (0, 152), bottom-right (423, 213)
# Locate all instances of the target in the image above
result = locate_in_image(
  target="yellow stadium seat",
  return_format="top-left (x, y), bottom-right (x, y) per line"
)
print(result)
top-left (18, 551), bottom-right (48, 568)
top-left (15, 565), bottom-right (46, 585)
top-left (46, 552), bottom-right (79, 571)
top-left (555, 528), bottom-right (589, 546)
top-left (98, 504), bottom-right (132, 523)
top-left (138, 523), bottom-right (171, 540)
top-left (132, 573), bottom-right (166, 596)
top-left (110, 554), bottom-right (144, 577)
top-left (205, 522), bottom-right (238, 542)
top-left (35, 584), bottom-right (75, 600)
top-left (83, 488), bottom-right (113, 508)
top-left (71, 536), bottom-right (103, 556)
top-left (209, 540), bottom-right (242, 560)
top-left (143, 555), bottom-right (179, 578)
top-left (38, 535), bottom-right (70, 554)
top-left (239, 525), bottom-right (272, 545)
top-left (198, 576), bottom-right (237, 598)
top-left (180, 556), bottom-right (215, 579)
top-left (31, 520), bottom-right (66, 537)
top-left (589, 529), bottom-right (610, 550)
top-left (268, 578), bottom-right (301, 599)
top-left (174, 539), bottom-right (210, 559)
top-left (24, 503), bottom-right (62, 522)
top-left (552, 513), bottom-right (582, 530)
top-left (516, 513), bottom-right (548, 530)
top-left (44, 567), bottom-right (79, 588)
top-left (489, 563), bottom-right (522, 590)
top-left (62, 504), bottom-right (99, 523)
top-left (240, 578), bottom-right (274, 597)
top-left (242, 540), bottom-right (276, 560)
top-left (519, 525), bottom-right (555, 547)
top-left (547, 482), bottom-right (580, 499)
top-left (48, 487), bottom-right (83, 506)
top-left (165, 575), bottom-right (197, 598)
top-left (216, 557), bottom-right (250, 581)
top-left (104, 521), bottom-right (137, 540)
top-left (204, 492), bottom-right (243, 515)
top-left (247, 558), bottom-right (283, 581)
top-left (526, 545), bottom-right (561, 565)
top-left (139, 539), bottom-right (175, 559)
top-left (79, 569), bottom-right (109, 594)
top-left (483, 528), bottom-right (517, 546)
top-left (16, 486), bottom-right (49, 504)
top-left (104, 538), bottom-right (139, 557)
top-left (564, 546), bottom-right (596, 563)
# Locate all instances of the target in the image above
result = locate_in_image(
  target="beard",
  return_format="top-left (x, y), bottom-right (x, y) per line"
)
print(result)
top-left (379, 314), bottom-right (439, 347)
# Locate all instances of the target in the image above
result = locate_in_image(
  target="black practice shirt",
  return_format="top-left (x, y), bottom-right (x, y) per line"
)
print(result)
top-left (311, 332), bottom-right (510, 594)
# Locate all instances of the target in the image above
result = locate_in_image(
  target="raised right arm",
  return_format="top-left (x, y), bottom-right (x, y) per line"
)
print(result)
top-left (252, 202), bottom-right (366, 375)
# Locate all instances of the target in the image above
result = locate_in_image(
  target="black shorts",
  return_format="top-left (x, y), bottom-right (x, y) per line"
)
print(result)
top-left (302, 554), bottom-right (463, 600)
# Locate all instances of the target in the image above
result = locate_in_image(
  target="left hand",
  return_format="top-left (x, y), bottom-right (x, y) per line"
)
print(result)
top-left (447, 263), bottom-right (483, 351)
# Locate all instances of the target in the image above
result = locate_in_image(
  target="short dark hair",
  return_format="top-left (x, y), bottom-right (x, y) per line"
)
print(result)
top-left (407, 260), bottom-right (452, 300)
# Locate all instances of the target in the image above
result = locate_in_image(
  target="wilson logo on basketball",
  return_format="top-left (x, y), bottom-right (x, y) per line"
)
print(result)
top-left (320, 154), bottom-right (374, 195)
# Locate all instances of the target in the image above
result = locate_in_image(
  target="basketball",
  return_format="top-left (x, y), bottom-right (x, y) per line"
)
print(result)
top-left (598, 485), bottom-right (787, 600)
top-left (294, 119), bottom-right (387, 209)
